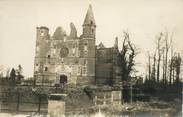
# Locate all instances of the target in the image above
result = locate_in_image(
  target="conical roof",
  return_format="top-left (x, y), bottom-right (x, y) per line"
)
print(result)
top-left (83, 4), bottom-right (96, 26)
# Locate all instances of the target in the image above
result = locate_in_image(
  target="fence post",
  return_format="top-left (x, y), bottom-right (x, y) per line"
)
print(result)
top-left (38, 96), bottom-right (41, 113)
top-left (0, 99), bottom-right (2, 112)
top-left (16, 92), bottom-right (20, 112)
top-left (130, 85), bottom-right (133, 104)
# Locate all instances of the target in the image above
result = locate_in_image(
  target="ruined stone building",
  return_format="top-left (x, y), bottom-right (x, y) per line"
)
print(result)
top-left (34, 5), bottom-right (122, 86)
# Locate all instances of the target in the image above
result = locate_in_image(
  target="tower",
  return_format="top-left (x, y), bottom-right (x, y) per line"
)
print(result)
top-left (78, 5), bottom-right (96, 85)
top-left (82, 4), bottom-right (96, 38)
top-left (34, 26), bottom-right (51, 85)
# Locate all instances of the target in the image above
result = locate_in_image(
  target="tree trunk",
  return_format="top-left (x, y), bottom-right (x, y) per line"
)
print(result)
top-left (165, 49), bottom-right (168, 85)
top-left (130, 85), bottom-right (133, 104)
top-left (172, 68), bottom-right (175, 84)
top-left (162, 51), bottom-right (165, 84)
top-left (148, 54), bottom-right (151, 80)
top-left (157, 57), bottom-right (160, 83)
top-left (169, 59), bottom-right (173, 85)
top-left (152, 54), bottom-right (156, 82)
top-left (156, 38), bottom-right (161, 83)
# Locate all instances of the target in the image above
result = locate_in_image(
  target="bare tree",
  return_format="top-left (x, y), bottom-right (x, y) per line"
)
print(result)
top-left (120, 31), bottom-right (139, 103)
top-left (120, 32), bottom-right (128, 81)
top-left (162, 48), bottom-right (165, 83)
top-left (163, 32), bottom-right (173, 84)
top-left (156, 33), bottom-right (163, 83)
top-left (169, 46), bottom-right (174, 84)
top-left (10, 68), bottom-right (16, 81)
top-left (120, 31), bottom-right (138, 82)
top-left (151, 50), bottom-right (157, 83)
top-left (169, 57), bottom-right (173, 84)
top-left (148, 52), bottom-right (151, 80)
top-left (10, 68), bottom-right (16, 86)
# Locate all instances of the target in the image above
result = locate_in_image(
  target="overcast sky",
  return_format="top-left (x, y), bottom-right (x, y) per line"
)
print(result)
top-left (0, 0), bottom-right (183, 77)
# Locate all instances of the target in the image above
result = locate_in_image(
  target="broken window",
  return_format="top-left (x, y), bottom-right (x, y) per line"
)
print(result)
top-left (48, 55), bottom-right (50, 58)
top-left (35, 63), bottom-right (39, 72)
top-left (72, 44), bottom-right (76, 55)
top-left (84, 59), bottom-right (87, 65)
top-left (44, 67), bottom-right (48, 71)
top-left (40, 31), bottom-right (44, 36)
top-left (63, 35), bottom-right (66, 42)
top-left (36, 46), bottom-right (39, 52)
top-left (91, 29), bottom-right (94, 34)
top-left (84, 42), bottom-right (88, 54)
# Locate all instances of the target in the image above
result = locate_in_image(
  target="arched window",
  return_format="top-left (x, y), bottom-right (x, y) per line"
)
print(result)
top-left (35, 63), bottom-right (39, 72)
top-left (63, 36), bottom-right (66, 42)
top-left (36, 46), bottom-right (39, 52)
top-left (91, 29), bottom-right (94, 34)
top-left (48, 55), bottom-right (50, 58)
top-left (84, 59), bottom-right (87, 65)
top-left (84, 43), bottom-right (88, 51)
top-left (72, 43), bottom-right (76, 54)
top-left (44, 67), bottom-right (48, 71)
top-left (40, 31), bottom-right (44, 36)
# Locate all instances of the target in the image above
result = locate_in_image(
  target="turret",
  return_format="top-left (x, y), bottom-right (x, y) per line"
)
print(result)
top-left (37, 26), bottom-right (49, 39)
top-left (78, 5), bottom-right (96, 85)
top-left (34, 26), bottom-right (51, 85)
top-left (35, 26), bottom-right (50, 57)
top-left (82, 4), bottom-right (96, 38)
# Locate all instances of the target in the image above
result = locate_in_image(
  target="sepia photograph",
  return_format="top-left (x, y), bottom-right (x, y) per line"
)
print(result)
top-left (0, 0), bottom-right (182, 117)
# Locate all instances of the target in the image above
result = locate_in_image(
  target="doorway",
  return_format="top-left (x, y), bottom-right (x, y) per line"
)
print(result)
top-left (60, 75), bottom-right (67, 84)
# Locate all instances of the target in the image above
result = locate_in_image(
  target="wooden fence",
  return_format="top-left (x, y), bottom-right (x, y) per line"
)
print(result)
top-left (0, 91), bottom-right (48, 113)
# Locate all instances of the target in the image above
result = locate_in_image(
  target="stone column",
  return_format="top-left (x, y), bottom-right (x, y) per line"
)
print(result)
top-left (48, 94), bottom-right (67, 117)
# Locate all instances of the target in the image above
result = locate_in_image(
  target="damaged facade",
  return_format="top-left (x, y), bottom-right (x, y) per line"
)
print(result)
top-left (34, 5), bottom-right (122, 87)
